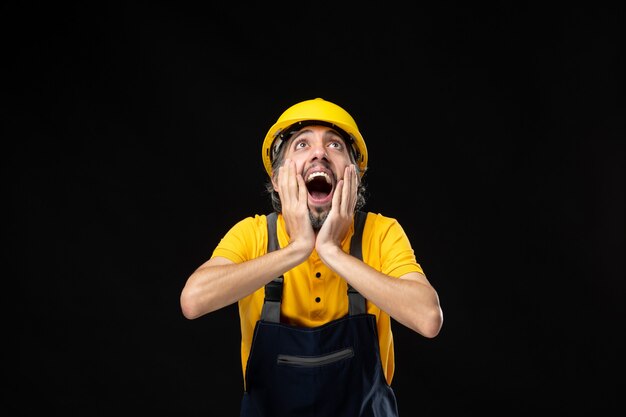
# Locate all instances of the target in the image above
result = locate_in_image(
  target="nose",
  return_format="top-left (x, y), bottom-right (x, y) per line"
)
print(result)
top-left (310, 143), bottom-right (328, 160)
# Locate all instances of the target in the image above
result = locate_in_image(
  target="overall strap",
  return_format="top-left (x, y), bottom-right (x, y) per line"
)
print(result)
top-left (260, 212), bottom-right (283, 323)
top-left (260, 211), bottom-right (369, 323)
top-left (348, 210), bottom-right (368, 315)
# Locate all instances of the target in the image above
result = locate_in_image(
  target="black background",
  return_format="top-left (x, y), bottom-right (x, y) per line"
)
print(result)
top-left (4, 2), bottom-right (624, 416)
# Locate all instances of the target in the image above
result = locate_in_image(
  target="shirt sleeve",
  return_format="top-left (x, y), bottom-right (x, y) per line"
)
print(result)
top-left (369, 213), bottom-right (424, 277)
top-left (210, 215), bottom-right (266, 264)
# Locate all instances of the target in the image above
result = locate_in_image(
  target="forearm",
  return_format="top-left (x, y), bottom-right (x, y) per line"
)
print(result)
top-left (180, 244), bottom-right (308, 319)
top-left (319, 247), bottom-right (443, 337)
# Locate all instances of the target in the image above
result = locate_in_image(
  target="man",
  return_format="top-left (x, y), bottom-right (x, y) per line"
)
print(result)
top-left (180, 98), bottom-right (443, 417)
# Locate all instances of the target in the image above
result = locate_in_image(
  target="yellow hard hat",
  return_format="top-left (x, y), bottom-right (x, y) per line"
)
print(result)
top-left (261, 98), bottom-right (368, 177)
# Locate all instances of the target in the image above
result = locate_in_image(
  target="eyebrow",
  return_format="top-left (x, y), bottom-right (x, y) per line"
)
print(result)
top-left (272, 122), bottom-right (354, 164)
top-left (290, 128), bottom-right (345, 142)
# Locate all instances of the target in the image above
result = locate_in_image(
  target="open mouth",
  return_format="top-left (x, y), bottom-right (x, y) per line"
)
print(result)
top-left (305, 171), bottom-right (333, 202)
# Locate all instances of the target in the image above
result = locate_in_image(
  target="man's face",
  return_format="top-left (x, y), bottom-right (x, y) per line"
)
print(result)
top-left (274, 125), bottom-right (353, 219)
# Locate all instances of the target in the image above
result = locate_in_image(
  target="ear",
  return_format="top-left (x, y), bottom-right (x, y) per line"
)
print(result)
top-left (271, 173), bottom-right (279, 191)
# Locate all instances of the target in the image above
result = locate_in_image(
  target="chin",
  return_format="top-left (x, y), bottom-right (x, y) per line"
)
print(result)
top-left (309, 209), bottom-right (329, 230)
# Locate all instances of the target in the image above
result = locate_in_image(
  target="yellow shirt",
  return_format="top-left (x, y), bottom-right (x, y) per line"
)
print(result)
top-left (211, 212), bottom-right (423, 386)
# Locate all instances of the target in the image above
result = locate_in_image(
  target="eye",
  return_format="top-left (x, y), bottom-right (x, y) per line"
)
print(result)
top-left (294, 140), bottom-right (308, 149)
top-left (328, 140), bottom-right (342, 149)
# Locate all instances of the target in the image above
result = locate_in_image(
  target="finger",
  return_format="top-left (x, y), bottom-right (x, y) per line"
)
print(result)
top-left (349, 164), bottom-right (358, 211)
top-left (287, 159), bottom-right (297, 190)
top-left (332, 178), bottom-right (344, 213)
top-left (296, 174), bottom-right (307, 208)
top-left (288, 159), bottom-right (303, 207)
top-left (342, 165), bottom-right (355, 216)
top-left (277, 164), bottom-right (286, 196)
top-left (280, 159), bottom-right (294, 207)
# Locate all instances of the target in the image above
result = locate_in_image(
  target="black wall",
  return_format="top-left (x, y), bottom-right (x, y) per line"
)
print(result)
top-left (5, 2), bottom-right (624, 416)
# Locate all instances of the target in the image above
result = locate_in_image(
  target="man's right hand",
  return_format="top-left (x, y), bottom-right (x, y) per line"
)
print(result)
top-left (276, 158), bottom-right (316, 257)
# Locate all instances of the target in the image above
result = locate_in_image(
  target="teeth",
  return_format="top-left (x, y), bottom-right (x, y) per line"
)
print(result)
top-left (307, 171), bottom-right (331, 184)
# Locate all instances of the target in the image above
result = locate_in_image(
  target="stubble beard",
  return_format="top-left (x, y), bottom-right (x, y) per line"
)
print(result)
top-left (309, 206), bottom-right (329, 231)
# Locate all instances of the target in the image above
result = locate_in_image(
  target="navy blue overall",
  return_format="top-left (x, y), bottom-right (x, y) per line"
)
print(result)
top-left (240, 211), bottom-right (400, 417)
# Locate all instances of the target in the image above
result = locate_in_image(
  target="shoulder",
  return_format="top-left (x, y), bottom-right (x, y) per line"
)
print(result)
top-left (361, 211), bottom-right (404, 232)
top-left (361, 211), bottom-right (413, 248)
top-left (228, 213), bottom-right (270, 233)
top-left (213, 214), bottom-right (272, 262)
top-left (217, 214), bottom-right (274, 247)
top-left (359, 211), bottom-right (420, 275)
